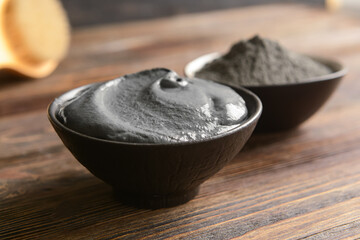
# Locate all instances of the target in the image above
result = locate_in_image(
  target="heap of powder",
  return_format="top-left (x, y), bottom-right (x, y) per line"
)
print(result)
top-left (195, 35), bottom-right (332, 86)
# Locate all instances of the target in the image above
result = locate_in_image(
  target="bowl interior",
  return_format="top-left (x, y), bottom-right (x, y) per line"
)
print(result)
top-left (184, 52), bottom-right (347, 87)
top-left (48, 81), bottom-right (262, 145)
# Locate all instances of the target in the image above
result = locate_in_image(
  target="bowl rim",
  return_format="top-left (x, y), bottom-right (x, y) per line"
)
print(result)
top-left (48, 80), bottom-right (262, 147)
top-left (184, 52), bottom-right (348, 88)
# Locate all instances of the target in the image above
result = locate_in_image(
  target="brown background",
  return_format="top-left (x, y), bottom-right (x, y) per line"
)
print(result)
top-left (60, 0), bottom-right (324, 27)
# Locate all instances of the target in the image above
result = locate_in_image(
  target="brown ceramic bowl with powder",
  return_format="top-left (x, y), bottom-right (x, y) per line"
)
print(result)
top-left (185, 52), bottom-right (347, 132)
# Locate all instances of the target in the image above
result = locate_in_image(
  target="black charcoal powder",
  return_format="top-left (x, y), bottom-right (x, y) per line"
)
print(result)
top-left (195, 35), bottom-right (332, 86)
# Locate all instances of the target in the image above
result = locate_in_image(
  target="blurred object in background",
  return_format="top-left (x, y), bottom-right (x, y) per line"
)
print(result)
top-left (61, 0), bottom-right (325, 28)
top-left (0, 0), bottom-right (70, 78)
top-left (326, 0), bottom-right (360, 16)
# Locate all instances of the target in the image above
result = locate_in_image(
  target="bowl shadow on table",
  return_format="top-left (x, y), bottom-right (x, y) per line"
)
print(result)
top-left (1, 173), bottom-right (144, 234)
top-left (243, 127), bottom-right (305, 152)
top-left (218, 127), bottom-right (327, 185)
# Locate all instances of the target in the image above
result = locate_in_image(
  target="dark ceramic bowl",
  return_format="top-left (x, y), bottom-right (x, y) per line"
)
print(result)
top-left (185, 52), bottom-right (347, 132)
top-left (48, 82), bottom-right (262, 209)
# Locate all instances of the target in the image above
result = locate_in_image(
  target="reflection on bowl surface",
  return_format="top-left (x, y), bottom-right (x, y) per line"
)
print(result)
top-left (48, 82), bottom-right (262, 209)
top-left (185, 52), bottom-right (347, 132)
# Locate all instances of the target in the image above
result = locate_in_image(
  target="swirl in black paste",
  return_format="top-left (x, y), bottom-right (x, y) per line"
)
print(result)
top-left (57, 68), bottom-right (247, 143)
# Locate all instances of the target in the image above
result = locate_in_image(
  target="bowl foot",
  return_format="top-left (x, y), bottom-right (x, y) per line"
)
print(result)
top-left (114, 187), bottom-right (199, 209)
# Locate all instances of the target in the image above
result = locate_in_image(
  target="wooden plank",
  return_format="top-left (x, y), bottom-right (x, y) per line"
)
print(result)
top-left (1, 3), bottom-right (360, 239)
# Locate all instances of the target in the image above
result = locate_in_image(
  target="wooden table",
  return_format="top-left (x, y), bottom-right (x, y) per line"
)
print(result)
top-left (1, 4), bottom-right (360, 239)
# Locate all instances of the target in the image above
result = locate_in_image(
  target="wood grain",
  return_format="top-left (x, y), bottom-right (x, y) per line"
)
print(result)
top-left (1, 4), bottom-right (360, 239)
